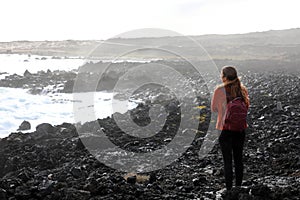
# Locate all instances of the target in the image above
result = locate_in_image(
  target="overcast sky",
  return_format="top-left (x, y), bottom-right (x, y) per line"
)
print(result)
top-left (0, 0), bottom-right (299, 41)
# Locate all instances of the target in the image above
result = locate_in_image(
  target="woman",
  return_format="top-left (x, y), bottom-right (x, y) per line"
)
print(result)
top-left (211, 66), bottom-right (250, 190)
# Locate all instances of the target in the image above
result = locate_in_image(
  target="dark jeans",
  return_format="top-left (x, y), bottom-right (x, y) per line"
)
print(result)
top-left (219, 129), bottom-right (246, 190)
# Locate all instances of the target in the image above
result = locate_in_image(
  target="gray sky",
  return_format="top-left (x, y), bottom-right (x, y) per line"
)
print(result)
top-left (0, 0), bottom-right (299, 41)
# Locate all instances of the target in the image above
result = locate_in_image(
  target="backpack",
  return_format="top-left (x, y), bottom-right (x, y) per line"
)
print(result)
top-left (222, 97), bottom-right (248, 131)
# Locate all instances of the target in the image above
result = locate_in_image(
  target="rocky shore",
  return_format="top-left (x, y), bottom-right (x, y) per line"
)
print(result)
top-left (0, 69), bottom-right (77, 94)
top-left (0, 60), bottom-right (204, 95)
top-left (0, 71), bottom-right (299, 200)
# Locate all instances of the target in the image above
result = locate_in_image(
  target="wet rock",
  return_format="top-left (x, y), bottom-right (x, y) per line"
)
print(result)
top-left (0, 69), bottom-right (77, 94)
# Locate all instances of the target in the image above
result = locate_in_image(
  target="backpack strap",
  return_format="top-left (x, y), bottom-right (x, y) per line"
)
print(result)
top-left (231, 97), bottom-right (242, 101)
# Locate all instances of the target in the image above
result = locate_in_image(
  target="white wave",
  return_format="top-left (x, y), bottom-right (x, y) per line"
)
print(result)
top-left (0, 87), bottom-right (137, 138)
top-left (0, 54), bottom-right (84, 77)
top-left (0, 54), bottom-right (162, 78)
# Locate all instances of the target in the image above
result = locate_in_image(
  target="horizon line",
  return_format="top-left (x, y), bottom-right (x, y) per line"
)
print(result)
top-left (0, 27), bottom-right (299, 43)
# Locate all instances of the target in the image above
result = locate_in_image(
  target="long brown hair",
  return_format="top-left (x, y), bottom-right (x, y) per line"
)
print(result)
top-left (220, 66), bottom-right (249, 107)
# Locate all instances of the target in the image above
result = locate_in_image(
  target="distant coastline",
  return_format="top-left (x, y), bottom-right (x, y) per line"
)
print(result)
top-left (0, 28), bottom-right (299, 61)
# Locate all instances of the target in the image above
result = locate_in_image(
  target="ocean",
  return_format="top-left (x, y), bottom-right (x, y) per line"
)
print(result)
top-left (0, 54), bottom-right (137, 138)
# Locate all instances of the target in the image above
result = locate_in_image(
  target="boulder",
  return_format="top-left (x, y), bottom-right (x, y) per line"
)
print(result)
top-left (23, 69), bottom-right (32, 77)
top-left (36, 123), bottom-right (56, 135)
top-left (17, 120), bottom-right (31, 131)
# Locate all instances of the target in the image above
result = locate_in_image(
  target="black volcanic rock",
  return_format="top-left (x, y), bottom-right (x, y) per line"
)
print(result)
top-left (0, 188), bottom-right (7, 200)
top-left (126, 175), bottom-right (137, 184)
top-left (250, 184), bottom-right (271, 198)
top-left (0, 69), bottom-right (77, 94)
top-left (17, 120), bottom-right (31, 131)
top-left (36, 123), bottom-right (56, 134)
top-left (23, 69), bottom-right (32, 77)
top-left (0, 71), bottom-right (299, 199)
top-left (70, 167), bottom-right (84, 179)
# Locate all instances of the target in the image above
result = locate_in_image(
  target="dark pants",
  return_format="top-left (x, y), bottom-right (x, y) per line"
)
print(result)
top-left (219, 129), bottom-right (246, 190)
